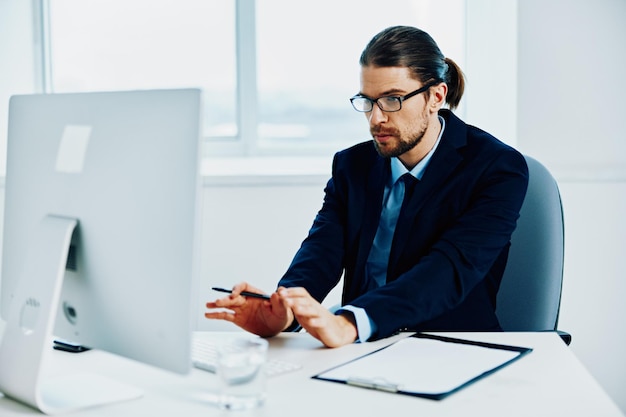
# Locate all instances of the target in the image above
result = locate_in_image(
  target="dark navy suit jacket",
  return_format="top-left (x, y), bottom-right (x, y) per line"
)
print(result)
top-left (278, 109), bottom-right (529, 340)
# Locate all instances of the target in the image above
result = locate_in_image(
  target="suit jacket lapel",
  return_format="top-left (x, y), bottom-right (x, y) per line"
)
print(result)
top-left (354, 155), bottom-right (389, 279)
top-left (388, 111), bottom-right (467, 274)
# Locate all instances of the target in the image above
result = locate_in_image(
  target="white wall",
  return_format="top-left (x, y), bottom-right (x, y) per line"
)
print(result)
top-left (518, 0), bottom-right (626, 180)
top-left (516, 0), bottom-right (626, 412)
top-left (464, 0), bottom-right (518, 145)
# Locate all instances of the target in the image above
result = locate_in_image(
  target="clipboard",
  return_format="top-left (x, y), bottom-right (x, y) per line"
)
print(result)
top-left (312, 333), bottom-right (532, 400)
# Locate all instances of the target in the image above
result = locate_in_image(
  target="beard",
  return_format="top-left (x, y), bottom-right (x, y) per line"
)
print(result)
top-left (371, 119), bottom-right (428, 158)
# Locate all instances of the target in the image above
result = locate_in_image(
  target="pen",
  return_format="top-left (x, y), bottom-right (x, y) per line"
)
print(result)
top-left (346, 377), bottom-right (399, 393)
top-left (211, 286), bottom-right (271, 300)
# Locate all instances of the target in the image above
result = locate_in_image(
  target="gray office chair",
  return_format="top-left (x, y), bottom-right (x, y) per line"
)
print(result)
top-left (495, 155), bottom-right (570, 344)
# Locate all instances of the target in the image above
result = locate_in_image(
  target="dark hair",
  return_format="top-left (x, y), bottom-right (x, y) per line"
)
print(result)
top-left (359, 26), bottom-right (465, 109)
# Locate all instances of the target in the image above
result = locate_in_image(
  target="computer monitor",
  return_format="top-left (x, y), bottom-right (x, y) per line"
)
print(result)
top-left (0, 89), bottom-right (202, 414)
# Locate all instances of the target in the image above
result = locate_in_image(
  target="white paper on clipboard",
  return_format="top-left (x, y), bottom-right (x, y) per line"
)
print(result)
top-left (313, 334), bottom-right (532, 399)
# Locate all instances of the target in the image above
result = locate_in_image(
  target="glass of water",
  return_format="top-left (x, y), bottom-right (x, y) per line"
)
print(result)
top-left (216, 336), bottom-right (268, 410)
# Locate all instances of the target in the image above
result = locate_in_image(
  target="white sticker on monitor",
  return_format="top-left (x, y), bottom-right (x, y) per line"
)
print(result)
top-left (55, 125), bottom-right (92, 173)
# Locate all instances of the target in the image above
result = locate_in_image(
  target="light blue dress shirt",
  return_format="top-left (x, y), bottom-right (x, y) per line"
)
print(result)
top-left (338, 116), bottom-right (445, 342)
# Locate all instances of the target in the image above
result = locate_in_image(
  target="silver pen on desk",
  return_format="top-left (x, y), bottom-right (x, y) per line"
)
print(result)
top-left (346, 377), bottom-right (399, 393)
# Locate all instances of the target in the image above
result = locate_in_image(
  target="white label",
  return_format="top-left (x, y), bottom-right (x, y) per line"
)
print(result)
top-left (55, 125), bottom-right (92, 174)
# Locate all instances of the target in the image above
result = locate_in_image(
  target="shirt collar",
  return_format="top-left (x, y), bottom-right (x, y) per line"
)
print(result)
top-left (389, 115), bottom-right (446, 184)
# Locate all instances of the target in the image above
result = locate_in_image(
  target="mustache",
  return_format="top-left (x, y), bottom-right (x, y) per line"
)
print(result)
top-left (370, 126), bottom-right (399, 136)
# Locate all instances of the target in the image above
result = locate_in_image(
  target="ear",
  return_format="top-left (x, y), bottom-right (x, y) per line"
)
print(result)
top-left (429, 82), bottom-right (448, 112)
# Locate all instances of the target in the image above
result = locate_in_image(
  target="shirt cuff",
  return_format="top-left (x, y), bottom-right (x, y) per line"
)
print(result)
top-left (335, 305), bottom-right (376, 343)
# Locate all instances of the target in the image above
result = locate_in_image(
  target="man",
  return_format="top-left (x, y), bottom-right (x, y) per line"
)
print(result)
top-left (205, 26), bottom-right (528, 348)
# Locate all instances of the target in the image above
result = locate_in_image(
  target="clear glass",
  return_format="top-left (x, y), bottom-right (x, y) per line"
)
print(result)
top-left (255, 0), bottom-right (465, 154)
top-left (217, 337), bottom-right (268, 410)
top-left (48, 0), bottom-right (237, 138)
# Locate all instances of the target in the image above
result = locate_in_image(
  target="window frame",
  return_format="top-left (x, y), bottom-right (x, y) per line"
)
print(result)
top-left (227, 0), bottom-right (257, 157)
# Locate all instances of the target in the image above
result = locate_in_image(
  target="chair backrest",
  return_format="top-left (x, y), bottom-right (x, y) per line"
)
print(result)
top-left (496, 155), bottom-right (565, 331)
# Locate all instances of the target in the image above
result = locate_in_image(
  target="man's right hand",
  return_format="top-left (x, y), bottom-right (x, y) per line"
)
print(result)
top-left (204, 282), bottom-right (293, 338)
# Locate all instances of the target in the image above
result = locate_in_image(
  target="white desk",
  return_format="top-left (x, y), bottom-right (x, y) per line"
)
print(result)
top-left (0, 331), bottom-right (623, 416)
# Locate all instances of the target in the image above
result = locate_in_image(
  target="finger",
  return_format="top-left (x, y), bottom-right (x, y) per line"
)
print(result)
top-left (232, 281), bottom-right (267, 296)
top-left (277, 288), bottom-right (313, 309)
top-left (269, 291), bottom-right (289, 311)
top-left (230, 281), bottom-right (249, 296)
top-left (204, 310), bottom-right (235, 322)
top-left (288, 299), bottom-right (317, 316)
top-left (278, 286), bottom-right (311, 298)
top-left (288, 298), bottom-right (329, 321)
top-left (208, 295), bottom-right (246, 309)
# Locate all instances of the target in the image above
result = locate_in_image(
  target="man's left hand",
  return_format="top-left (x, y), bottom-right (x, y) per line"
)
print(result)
top-left (277, 286), bottom-right (357, 348)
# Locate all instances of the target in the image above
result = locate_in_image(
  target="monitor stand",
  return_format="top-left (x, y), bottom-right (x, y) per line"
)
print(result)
top-left (0, 215), bottom-right (143, 415)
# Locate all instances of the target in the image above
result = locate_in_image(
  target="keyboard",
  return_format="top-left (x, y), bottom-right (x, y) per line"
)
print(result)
top-left (192, 335), bottom-right (302, 377)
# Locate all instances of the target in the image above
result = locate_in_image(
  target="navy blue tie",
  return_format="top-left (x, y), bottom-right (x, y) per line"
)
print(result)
top-left (367, 173), bottom-right (417, 288)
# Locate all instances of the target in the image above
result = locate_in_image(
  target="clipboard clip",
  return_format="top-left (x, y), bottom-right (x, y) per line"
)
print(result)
top-left (346, 376), bottom-right (399, 393)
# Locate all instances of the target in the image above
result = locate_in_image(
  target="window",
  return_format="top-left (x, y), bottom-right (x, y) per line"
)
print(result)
top-left (44, 0), bottom-right (465, 158)
top-left (48, 0), bottom-right (237, 140)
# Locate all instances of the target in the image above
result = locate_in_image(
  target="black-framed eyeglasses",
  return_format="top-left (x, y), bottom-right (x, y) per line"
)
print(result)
top-left (350, 82), bottom-right (438, 113)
